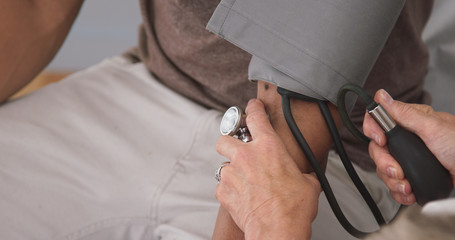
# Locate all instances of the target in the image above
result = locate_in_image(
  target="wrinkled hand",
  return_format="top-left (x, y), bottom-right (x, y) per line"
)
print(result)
top-left (216, 99), bottom-right (321, 240)
top-left (363, 89), bottom-right (455, 205)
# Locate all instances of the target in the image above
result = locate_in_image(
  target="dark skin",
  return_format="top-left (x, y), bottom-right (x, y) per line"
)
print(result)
top-left (0, 1), bottom-right (84, 103)
top-left (212, 81), bottom-right (341, 239)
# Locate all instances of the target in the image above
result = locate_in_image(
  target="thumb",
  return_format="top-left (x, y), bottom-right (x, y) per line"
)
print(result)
top-left (374, 89), bottom-right (435, 136)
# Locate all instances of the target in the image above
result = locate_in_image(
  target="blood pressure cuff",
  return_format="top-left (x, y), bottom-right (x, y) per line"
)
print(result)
top-left (207, 0), bottom-right (404, 109)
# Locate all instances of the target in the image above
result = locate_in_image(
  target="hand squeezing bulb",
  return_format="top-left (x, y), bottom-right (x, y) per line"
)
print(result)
top-left (368, 104), bottom-right (453, 205)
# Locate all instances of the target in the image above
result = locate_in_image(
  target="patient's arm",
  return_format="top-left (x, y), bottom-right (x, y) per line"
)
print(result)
top-left (212, 207), bottom-right (245, 240)
top-left (0, 1), bottom-right (84, 103)
top-left (212, 80), bottom-right (341, 239)
top-left (257, 81), bottom-right (340, 172)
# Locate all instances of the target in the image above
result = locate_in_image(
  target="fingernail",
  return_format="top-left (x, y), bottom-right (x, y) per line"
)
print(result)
top-left (248, 99), bottom-right (256, 105)
top-left (396, 183), bottom-right (406, 194)
top-left (386, 167), bottom-right (397, 179)
top-left (379, 89), bottom-right (393, 106)
top-left (372, 133), bottom-right (381, 145)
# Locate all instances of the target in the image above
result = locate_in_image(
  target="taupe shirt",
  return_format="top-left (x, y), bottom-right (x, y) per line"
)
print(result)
top-left (132, 0), bottom-right (433, 170)
top-left (133, 0), bottom-right (256, 112)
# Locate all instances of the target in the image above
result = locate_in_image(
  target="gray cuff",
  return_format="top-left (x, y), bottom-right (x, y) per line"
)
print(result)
top-left (249, 56), bottom-right (324, 100)
top-left (249, 56), bottom-right (358, 110)
top-left (207, 0), bottom-right (405, 107)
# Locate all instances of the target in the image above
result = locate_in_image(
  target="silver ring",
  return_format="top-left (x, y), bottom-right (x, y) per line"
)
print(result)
top-left (215, 161), bottom-right (230, 183)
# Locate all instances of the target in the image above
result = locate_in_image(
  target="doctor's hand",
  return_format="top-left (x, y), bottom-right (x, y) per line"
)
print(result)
top-left (363, 89), bottom-right (455, 205)
top-left (216, 99), bottom-right (321, 240)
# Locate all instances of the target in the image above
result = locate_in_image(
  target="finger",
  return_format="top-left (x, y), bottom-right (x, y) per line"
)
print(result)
top-left (374, 89), bottom-right (437, 137)
top-left (216, 135), bottom-right (243, 160)
top-left (214, 166), bottom-right (242, 210)
top-left (363, 111), bottom-right (387, 146)
top-left (216, 164), bottom-right (233, 188)
top-left (389, 191), bottom-right (416, 205)
top-left (369, 141), bottom-right (405, 180)
top-left (376, 169), bottom-right (412, 196)
top-left (215, 177), bottom-right (234, 210)
top-left (245, 99), bottom-right (276, 139)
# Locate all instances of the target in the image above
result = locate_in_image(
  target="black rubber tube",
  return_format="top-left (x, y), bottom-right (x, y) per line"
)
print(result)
top-left (336, 84), bottom-right (373, 143)
top-left (318, 101), bottom-right (385, 225)
top-left (280, 92), bottom-right (369, 238)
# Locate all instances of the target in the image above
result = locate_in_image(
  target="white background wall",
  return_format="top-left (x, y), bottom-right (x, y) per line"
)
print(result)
top-left (422, 0), bottom-right (455, 114)
top-left (46, 0), bottom-right (141, 71)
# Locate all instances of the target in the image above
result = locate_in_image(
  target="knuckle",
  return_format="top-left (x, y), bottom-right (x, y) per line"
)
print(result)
top-left (259, 135), bottom-right (280, 149)
top-left (419, 117), bottom-right (441, 140)
top-left (232, 146), bottom-right (250, 163)
top-left (415, 103), bottom-right (435, 114)
top-left (398, 103), bottom-right (434, 121)
top-left (216, 136), bottom-right (230, 155)
top-left (394, 102), bottom-right (419, 121)
top-left (215, 140), bottom-right (223, 154)
top-left (385, 179), bottom-right (397, 192)
top-left (246, 110), bottom-right (261, 125)
top-left (396, 103), bottom-right (412, 119)
top-left (395, 168), bottom-right (405, 180)
top-left (246, 99), bottom-right (265, 113)
top-left (368, 142), bottom-right (380, 163)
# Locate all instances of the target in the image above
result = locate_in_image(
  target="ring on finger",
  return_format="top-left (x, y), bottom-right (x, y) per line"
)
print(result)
top-left (215, 161), bottom-right (231, 184)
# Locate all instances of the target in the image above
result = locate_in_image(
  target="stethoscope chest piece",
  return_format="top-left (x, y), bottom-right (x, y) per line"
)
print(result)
top-left (220, 106), bottom-right (252, 142)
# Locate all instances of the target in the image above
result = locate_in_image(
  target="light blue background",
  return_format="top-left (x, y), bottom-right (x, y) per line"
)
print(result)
top-left (46, 0), bottom-right (141, 71)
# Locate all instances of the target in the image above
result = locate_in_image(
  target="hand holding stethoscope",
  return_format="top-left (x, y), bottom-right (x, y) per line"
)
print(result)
top-left (214, 99), bottom-right (321, 238)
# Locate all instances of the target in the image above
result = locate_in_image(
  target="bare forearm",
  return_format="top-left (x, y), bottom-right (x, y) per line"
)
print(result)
top-left (0, 1), bottom-right (84, 102)
top-left (257, 81), bottom-right (340, 172)
top-left (212, 207), bottom-right (245, 240)
top-left (245, 212), bottom-right (312, 240)
top-left (213, 200), bottom-right (311, 240)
